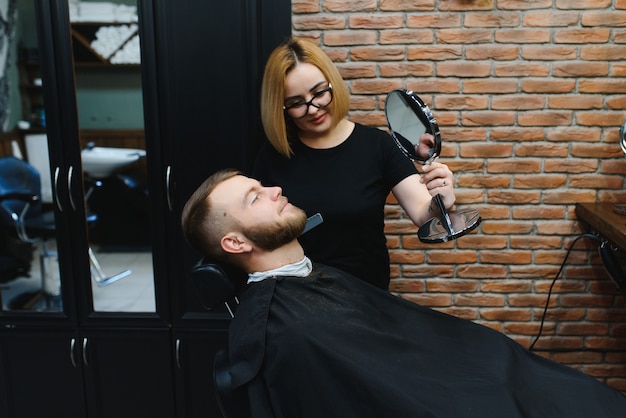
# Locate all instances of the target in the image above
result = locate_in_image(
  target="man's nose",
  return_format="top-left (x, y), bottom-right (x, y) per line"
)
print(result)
top-left (268, 186), bottom-right (282, 200)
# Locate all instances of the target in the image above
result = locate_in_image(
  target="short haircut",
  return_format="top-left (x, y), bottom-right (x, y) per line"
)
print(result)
top-left (181, 168), bottom-right (241, 262)
top-left (260, 37), bottom-right (351, 157)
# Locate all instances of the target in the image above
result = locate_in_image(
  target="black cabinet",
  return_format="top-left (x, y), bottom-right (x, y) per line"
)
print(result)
top-left (0, 329), bottom-right (87, 418)
top-left (81, 328), bottom-right (175, 418)
top-left (139, 1), bottom-right (289, 415)
top-left (138, 0), bottom-right (291, 324)
top-left (0, 0), bottom-right (290, 417)
top-left (0, 328), bottom-right (174, 418)
top-left (172, 329), bottom-right (229, 417)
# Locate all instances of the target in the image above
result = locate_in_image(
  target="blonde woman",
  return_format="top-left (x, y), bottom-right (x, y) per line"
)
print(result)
top-left (253, 37), bottom-right (455, 289)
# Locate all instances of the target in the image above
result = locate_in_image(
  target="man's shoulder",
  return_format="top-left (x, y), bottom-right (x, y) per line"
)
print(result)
top-left (310, 262), bottom-right (381, 292)
top-left (311, 262), bottom-right (354, 278)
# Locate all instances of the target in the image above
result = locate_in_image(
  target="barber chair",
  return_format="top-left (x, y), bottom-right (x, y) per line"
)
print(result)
top-left (191, 258), bottom-right (252, 418)
top-left (0, 196), bottom-right (32, 282)
top-left (0, 156), bottom-right (129, 309)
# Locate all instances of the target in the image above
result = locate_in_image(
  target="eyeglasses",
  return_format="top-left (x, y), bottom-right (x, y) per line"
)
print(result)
top-left (283, 84), bottom-right (333, 119)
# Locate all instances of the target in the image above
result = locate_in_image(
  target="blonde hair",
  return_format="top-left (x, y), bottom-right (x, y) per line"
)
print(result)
top-left (260, 37), bottom-right (351, 157)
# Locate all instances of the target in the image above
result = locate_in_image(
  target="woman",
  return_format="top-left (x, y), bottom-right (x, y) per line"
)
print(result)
top-left (252, 37), bottom-right (455, 290)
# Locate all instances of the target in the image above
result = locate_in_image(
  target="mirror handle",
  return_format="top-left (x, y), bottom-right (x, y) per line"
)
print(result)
top-left (433, 194), bottom-right (454, 235)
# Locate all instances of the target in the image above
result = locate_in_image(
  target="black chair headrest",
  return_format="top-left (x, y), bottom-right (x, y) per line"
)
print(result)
top-left (191, 257), bottom-right (247, 310)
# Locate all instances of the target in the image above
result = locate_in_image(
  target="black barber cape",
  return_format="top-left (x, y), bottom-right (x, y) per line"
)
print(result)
top-left (227, 264), bottom-right (626, 417)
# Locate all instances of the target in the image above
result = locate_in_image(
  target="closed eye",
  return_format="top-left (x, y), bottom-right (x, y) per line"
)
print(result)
top-left (311, 88), bottom-right (328, 99)
top-left (284, 98), bottom-right (306, 108)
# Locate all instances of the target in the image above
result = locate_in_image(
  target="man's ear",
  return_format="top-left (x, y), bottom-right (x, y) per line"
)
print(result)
top-left (221, 232), bottom-right (252, 255)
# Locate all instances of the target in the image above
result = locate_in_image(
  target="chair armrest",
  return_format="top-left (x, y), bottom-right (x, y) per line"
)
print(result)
top-left (0, 191), bottom-right (38, 204)
top-left (214, 348), bottom-right (252, 418)
top-left (0, 191), bottom-right (41, 242)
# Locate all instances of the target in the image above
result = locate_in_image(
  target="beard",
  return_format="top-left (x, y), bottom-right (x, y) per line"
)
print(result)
top-left (243, 206), bottom-right (308, 251)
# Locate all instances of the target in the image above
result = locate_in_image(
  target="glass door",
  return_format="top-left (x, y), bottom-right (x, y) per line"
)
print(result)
top-left (0, 0), bottom-right (159, 320)
top-left (0, 1), bottom-right (63, 314)
top-left (67, 0), bottom-right (156, 313)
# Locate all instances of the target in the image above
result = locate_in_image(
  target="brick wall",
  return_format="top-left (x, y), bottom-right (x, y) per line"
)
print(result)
top-left (292, 0), bottom-right (626, 394)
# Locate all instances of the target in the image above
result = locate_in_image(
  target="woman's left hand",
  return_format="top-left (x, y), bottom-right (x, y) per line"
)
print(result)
top-left (420, 161), bottom-right (456, 209)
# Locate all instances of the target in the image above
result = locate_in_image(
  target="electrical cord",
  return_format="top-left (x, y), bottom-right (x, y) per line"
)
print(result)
top-left (528, 233), bottom-right (600, 351)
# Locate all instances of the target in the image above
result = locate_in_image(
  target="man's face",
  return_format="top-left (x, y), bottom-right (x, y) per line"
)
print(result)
top-left (211, 175), bottom-right (307, 251)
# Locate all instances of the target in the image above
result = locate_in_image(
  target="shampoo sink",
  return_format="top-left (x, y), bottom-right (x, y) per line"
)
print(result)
top-left (81, 147), bottom-right (146, 178)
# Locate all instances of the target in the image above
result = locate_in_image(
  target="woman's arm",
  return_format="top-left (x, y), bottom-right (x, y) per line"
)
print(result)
top-left (392, 161), bottom-right (456, 227)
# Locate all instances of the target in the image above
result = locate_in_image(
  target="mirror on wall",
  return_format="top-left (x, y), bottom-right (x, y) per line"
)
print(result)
top-left (0, 1), bottom-right (63, 312)
top-left (72, 0), bottom-right (155, 313)
top-left (1, 0), bottom-right (155, 313)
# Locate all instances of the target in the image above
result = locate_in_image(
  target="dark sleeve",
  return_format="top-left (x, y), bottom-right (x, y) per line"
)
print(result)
top-left (375, 126), bottom-right (419, 190)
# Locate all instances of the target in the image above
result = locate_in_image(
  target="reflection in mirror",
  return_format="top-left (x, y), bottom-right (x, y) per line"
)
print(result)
top-left (0, 153), bottom-right (63, 312)
top-left (0, 3), bottom-right (62, 312)
top-left (385, 89), bottom-right (481, 243)
top-left (418, 207), bottom-right (483, 244)
top-left (2, 0), bottom-right (155, 313)
top-left (385, 90), bottom-right (441, 164)
top-left (69, 0), bottom-right (155, 313)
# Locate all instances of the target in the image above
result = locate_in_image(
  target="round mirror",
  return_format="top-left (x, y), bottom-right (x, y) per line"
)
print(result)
top-left (385, 89), bottom-right (441, 164)
top-left (384, 89), bottom-right (481, 243)
top-left (417, 208), bottom-right (482, 244)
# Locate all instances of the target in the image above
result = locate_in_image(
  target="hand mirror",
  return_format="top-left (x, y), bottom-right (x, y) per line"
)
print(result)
top-left (385, 89), bottom-right (481, 243)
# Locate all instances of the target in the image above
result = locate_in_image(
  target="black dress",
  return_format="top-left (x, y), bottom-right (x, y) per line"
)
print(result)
top-left (228, 264), bottom-right (626, 418)
top-left (252, 123), bottom-right (418, 290)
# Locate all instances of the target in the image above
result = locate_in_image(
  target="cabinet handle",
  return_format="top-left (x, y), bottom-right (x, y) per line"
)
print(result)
top-left (54, 166), bottom-right (63, 212)
top-left (82, 337), bottom-right (89, 367)
top-left (68, 165), bottom-right (77, 211)
top-left (175, 338), bottom-right (182, 369)
top-left (165, 165), bottom-right (173, 211)
top-left (70, 338), bottom-right (77, 367)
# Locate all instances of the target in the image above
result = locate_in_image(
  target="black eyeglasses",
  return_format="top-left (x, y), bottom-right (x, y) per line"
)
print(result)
top-left (283, 84), bottom-right (333, 119)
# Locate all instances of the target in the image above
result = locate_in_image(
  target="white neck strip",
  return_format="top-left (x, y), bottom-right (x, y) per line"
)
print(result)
top-left (247, 256), bottom-right (312, 284)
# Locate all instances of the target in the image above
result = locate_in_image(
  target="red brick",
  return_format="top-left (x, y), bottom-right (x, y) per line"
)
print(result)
top-left (438, 0), bottom-right (495, 11)
top-left (293, 1), bottom-right (626, 385)
top-left (380, 0), bottom-right (435, 11)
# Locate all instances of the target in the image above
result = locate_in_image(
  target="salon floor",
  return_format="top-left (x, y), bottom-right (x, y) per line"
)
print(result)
top-left (1, 247), bottom-right (155, 313)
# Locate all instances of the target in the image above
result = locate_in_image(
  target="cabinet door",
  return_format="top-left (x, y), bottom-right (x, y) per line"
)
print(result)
top-left (0, 0), bottom-right (84, 322)
top-left (172, 329), bottom-right (229, 418)
top-left (0, 329), bottom-right (87, 418)
top-left (81, 328), bottom-right (175, 418)
top-left (32, 0), bottom-right (164, 326)
top-left (138, 0), bottom-right (291, 325)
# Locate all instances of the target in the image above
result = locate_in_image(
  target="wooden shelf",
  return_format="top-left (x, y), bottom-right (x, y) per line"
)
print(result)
top-left (70, 22), bottom-right (140, 66)
top-left (16, 55), bottom-right (45, 128)
top-left (576, 202), bottom-right (626, 250)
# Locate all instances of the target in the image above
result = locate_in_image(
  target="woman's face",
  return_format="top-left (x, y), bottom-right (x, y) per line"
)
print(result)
top-left (283, 63), bottom-right (334, 136)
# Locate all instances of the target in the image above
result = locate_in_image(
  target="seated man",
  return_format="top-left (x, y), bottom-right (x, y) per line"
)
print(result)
top-left (181, 168), bottom-right (626, 418)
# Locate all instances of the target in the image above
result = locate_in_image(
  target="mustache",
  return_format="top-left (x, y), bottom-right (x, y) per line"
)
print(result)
top-left (244, 208), bottom-right (307, 251)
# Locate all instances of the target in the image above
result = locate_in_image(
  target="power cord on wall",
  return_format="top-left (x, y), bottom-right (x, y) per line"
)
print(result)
top-left (528, 233), bottom-right (617, 352)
